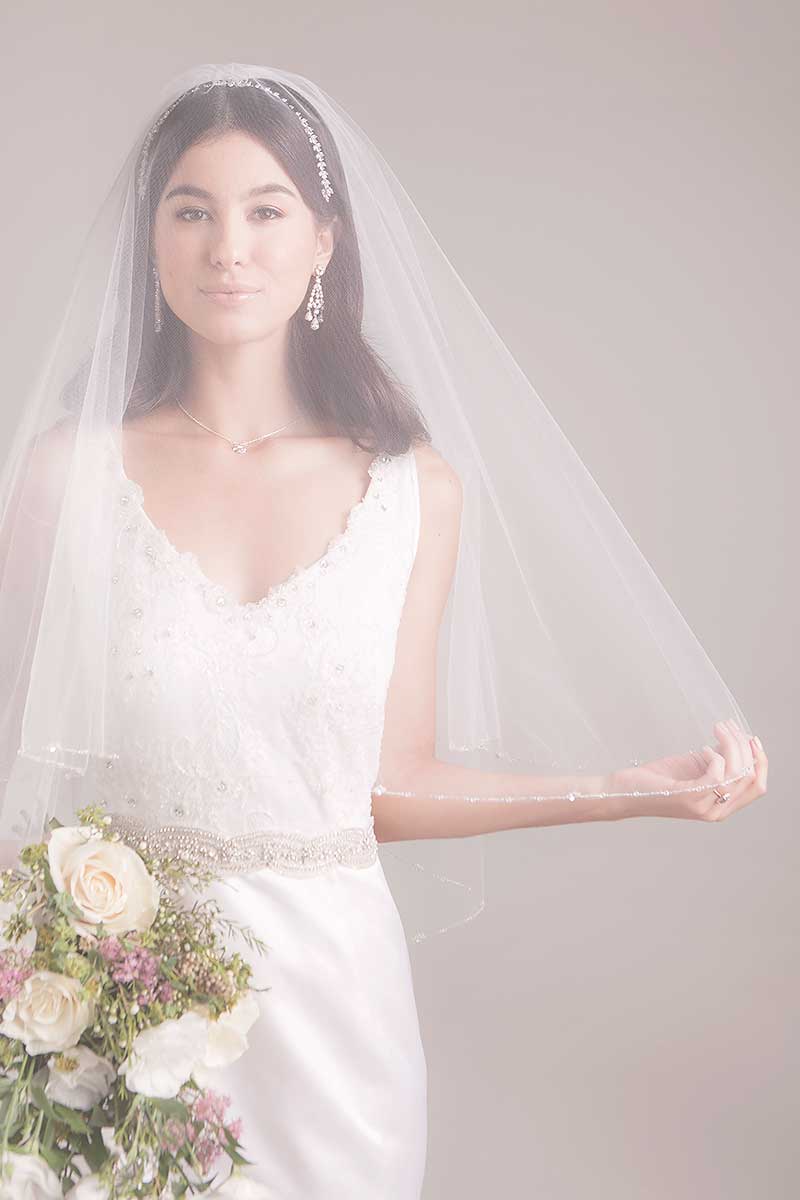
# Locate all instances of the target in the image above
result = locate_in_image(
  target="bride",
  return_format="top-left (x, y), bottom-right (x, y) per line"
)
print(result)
top-left (0, 63), bottom-right (768, 1197)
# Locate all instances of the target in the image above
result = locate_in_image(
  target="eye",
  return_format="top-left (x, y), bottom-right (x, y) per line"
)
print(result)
top-left (175, 206), bottom-right (283, 222)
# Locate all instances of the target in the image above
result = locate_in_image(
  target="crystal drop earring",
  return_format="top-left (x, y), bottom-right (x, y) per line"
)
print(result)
top-left (304, 264), bottom-right (325, 330)
top-left (152, 265), bottom-right (163, 333)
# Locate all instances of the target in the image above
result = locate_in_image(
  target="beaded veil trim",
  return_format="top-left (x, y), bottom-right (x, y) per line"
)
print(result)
top-left (107, 813), bottom-right (379, 877)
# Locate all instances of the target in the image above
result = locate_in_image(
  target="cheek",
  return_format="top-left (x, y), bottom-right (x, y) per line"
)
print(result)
top-left (257, 226), bottom-right (313, 276)
top-left (257, 232), bottom-right (317, 308)
top-left (157, 238), bottom-right (193, 290)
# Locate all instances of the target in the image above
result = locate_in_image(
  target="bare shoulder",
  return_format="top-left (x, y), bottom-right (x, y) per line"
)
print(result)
top-left (409, 440), bottom-right (463, 517)
top-left (8, 417), bottom-right (82, 523)
top-left (26, 417), bottom-right (79, 479)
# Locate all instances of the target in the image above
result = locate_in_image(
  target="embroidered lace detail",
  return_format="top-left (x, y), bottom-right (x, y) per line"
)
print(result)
top-left (107, 812), bottom-right (379, 876)
top-left (92, 434), bottom-right (421, 838)
top-left (107, 434), bottom-right (392, 615)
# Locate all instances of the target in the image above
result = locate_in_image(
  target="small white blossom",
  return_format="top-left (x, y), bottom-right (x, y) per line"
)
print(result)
top-left (45, 1044), bottom-right (115, 1110)
top-left (118, 1010), bottom-right (209, 1098)
top-left (0, 1150), bottom-right (62, 1200)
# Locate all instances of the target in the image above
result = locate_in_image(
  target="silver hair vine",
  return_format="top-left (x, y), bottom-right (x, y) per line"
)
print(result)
top-left (136, 78), bottom-right (334, 203)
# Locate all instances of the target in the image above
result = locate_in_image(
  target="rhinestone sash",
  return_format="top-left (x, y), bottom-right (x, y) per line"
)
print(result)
top-left (107, 813), bottom-right (379, 877)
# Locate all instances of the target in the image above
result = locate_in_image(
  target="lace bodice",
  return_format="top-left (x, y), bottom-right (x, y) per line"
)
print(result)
top-left (87, 437), bottom-right (420, 839)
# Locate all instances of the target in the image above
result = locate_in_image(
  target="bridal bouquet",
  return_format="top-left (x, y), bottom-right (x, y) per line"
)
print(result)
top-left (0, 802), bottom-right (271, 1199)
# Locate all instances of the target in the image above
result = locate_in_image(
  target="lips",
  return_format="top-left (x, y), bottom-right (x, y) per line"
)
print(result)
top-left (200, 287), bottom-right (264, 307)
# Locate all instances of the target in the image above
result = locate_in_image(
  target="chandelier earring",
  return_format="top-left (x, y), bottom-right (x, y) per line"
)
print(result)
top-left (305, 264), bottom-right (326, 330)
top-left (152, 264), bottom-right (163, 333)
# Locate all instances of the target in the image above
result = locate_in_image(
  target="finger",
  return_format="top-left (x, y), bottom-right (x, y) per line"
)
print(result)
top-left (698, 743), bottom-right (726, 787)
top-left (750, 736), bottom-right (768, 793)
top-left (713, 719), bottom-right (741, 779)
top-left (726, 718), bottom-right (754, 778)
top-left (733, 734), bottom-right (766, 802)
top-left (696, 737), bottom-right (739, 818)
top-left (712, 735), bottom-right (767, 818)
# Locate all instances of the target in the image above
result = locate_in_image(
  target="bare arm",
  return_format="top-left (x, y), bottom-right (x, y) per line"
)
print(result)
top-left (372, 444), bottom-right (615, 844)
top-left (373, 446), bottom-right (766, 843)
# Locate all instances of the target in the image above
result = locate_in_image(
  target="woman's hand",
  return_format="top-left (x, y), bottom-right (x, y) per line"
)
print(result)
top-left (604, 718), bottom-right (769, 821)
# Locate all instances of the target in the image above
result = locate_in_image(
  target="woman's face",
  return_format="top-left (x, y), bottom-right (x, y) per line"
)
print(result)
top-left (152, 129), bottom-right (334, 344)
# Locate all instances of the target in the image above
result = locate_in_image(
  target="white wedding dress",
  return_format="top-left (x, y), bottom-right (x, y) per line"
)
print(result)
top-left (88, 432), bottom-right (428, 1198)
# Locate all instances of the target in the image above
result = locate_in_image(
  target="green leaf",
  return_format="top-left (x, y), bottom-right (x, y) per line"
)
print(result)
top-left (52, 1102), bottom-right (90, 1134)
top-left (51, 890), bottom-right (86, 923)
top-left (38, 1139), bottom-right (71, 1174)
top-left (41, 861), bottom-right (57, 896)
top-left (149, 1097), bottom-right (190, 1120)
top-left (30, 1083), bottom-right (59, 1122)
top-left (219, 1123), bottom-right (256, 1166)
top-left (87, 1103), bottom-right (108, 1128)
top-left (82, 1128), bottom-right (110, 1172)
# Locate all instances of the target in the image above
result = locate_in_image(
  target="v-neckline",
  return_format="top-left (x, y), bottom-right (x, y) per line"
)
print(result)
top-left (105, 429), bottom-right (389, 614)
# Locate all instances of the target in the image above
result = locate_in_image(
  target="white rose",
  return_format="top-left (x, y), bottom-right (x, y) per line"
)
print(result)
top-left (0, 969), bottom-right (94, 1055)
top-left (211, 1170), bottom-right (272, 1199)
top-left (47, 826), bottom-right (161, 938)
top-left (45, 1044), bottom-right (115, 1110)
top-left (118, 1010), bottom-right (209, 1098)
top-left (191, 991), bottom-right (260, 1087)
top-left (64, 1176), bottom-right (110, 1200)
top-left (0, 898), bottom-right (37, 953)
top-left (0, 1149), bottom-right (62, 1200)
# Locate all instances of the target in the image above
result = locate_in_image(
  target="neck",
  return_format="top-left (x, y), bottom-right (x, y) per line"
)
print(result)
top-left (179, 324), bottom-right (319, 440)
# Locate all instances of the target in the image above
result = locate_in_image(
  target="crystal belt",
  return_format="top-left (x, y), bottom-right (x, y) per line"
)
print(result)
top-left (106, 814), bottom-right (379, 877)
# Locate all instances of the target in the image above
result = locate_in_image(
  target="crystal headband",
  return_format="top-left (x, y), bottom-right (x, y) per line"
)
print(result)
top-left (137, 77), bottom-right (333, 204)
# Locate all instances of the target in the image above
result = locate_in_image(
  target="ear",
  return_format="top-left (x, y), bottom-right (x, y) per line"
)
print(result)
top-left (315, 215), bottom-right (339, 272)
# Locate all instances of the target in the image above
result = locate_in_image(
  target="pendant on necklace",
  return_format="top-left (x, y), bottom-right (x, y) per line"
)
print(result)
top-left (231, 443), bottom-right (248, 454)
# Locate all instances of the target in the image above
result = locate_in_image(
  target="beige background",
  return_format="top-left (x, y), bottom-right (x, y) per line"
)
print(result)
top-left (1, 2), bottom-right (795, 1195)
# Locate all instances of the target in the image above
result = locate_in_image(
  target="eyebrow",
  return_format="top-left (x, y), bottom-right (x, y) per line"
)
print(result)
top-left (163, 182), bottom-right (298, 202)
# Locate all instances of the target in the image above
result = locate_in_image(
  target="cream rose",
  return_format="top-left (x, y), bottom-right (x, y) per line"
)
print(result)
top-left (0, 1149), bottom-right (62, 1199)
top-left (47, 826), bottom-right (160, 938)
top-left (45, 1044), bottom-right (115, 1110)
top-left (191, 991), bottom-right (260, 1087)
top-left (0, 969), bottom-right (94, 1055)
top-left (118, 1010), bottom-right (209, 1099)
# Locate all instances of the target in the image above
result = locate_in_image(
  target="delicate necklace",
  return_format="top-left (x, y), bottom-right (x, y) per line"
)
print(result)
top-left (175, 398), bottom-right (303, 454)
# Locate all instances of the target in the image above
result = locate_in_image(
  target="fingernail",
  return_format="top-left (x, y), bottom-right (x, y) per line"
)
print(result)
top-left (754, 735), bottom-right (763, 750)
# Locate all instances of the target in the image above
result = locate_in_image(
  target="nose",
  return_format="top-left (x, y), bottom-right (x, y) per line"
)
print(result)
top-left (209, 213), bottom-right (250, 269)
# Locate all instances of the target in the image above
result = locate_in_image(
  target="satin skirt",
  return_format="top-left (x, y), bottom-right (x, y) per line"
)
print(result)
top-left (202, 856), bottom-right (428, 1199)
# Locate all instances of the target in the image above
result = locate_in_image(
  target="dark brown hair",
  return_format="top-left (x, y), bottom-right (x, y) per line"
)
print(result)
top-left (130, 77), bottom-right (430, 456)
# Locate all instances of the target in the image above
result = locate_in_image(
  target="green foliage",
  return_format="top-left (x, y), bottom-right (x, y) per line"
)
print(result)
top-left (0, 797), bottom-right (266, 1196)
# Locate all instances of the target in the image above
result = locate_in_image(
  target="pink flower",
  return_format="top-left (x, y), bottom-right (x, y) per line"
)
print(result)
top-left (192, 1089), bottom-right (231, 1124)
top-left (0, 946), bottom-right (35, 1002)
top-left (98, 938), bottom-right (165, 1005)
top-left (97, 936), bottom-right (123, 962)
